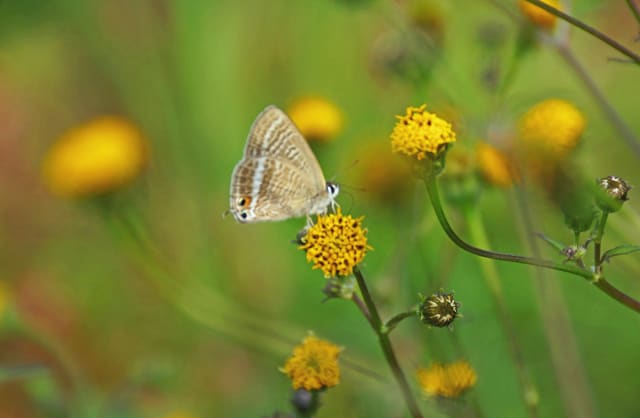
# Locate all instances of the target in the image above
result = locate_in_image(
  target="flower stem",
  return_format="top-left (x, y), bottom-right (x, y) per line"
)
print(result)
top-left (383, 309), bottom-right (417, 334)
top-left (554, 43), bottom-right (640, 157)
top-left (424, 177), bottom-right (588, 277)
top-left (627, 0), bottom-right (640, 24)
top-left (523, 0), bottom-right (640, 64)
top-left (593, 211), bottom-right (609, 274)
top-left (424, 176), bottom-right (640, 313)
top-left (353, 266), bottom-right (423, 418)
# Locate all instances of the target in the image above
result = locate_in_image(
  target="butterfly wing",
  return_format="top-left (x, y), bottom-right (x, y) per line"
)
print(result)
top-left (229, 156), bottom-right (330, 223)
top-left (243, 105), bottom-right (327, 190)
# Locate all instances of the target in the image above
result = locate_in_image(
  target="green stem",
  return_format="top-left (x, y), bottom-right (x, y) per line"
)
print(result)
top-left (463, 206), bottom-right (539, 418)
top-left (554, 44), bottom-right (640, 157)
top-left (594, 211), bottom-right (609, 273)
top-left (424, 176), bottom-right (640, 313)
top-left (424, 177), bottom-right (588, 277)
top-left (524, 0), bottom-right (640, 64)
top-left (383, 309), bottom-right (417, 334)
top-left (353, 266), bottom-right (423, 418)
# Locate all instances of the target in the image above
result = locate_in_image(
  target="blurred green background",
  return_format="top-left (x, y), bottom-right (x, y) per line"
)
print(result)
top-left (1, 0), bottom-right (640, 417)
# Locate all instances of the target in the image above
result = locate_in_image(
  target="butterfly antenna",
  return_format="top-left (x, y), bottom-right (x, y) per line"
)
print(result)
top-left (329, 159), bottom-right (360, 183)
top-left (222, 209), bottom-right (231, 219)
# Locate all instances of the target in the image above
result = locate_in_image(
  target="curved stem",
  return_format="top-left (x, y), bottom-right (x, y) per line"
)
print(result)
top-left (627, 0), bottom-right (640, 24)
top-left (425, 176), bottom-right (640, 313)
top-left (353, 266), bottom-right (423, 418)
top-left (383, 309), bottom-right (417, 334)
top-left (524, 0), bottom-right (640, 64)
top-left (424, 177), bottom-right (589, 278)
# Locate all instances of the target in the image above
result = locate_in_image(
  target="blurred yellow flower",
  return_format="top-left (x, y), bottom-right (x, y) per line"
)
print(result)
top-left (42, 116), bottom-right (148, 197)
top-left (358, 141), bottom-right (412, 204)
top-left (518, 0), bottom-right (560, 30)
top-left (390, 105), bottom-right (456, 161)
top-left (416, 360), bottom-right (477, 398)
top-left (288, 97), bottom-right (343, 142)
top-left (281, 334), bottom-right (342, 391)
top-left (300, 208), bottom-right (371, 278)
top-left (519, 99), bottom-right (585, 162)
top-left (476, 141), bottom-right (516, 188)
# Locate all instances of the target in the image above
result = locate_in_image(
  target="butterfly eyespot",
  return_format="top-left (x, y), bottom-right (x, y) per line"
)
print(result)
top-left (237, 197), bottom-right (251, 207)
top-left (240, 212), bottom-right (248, 220)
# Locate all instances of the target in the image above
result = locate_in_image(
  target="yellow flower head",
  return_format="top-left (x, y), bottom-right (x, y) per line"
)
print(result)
top-left (475, 141), bottom-right (516, 188)
top-left (299, 208), bottom-right (372, 278)
top-left (42, 116), bottom-right (148, 197)
top-left (519, 0), bottom-right (560, 30)
top-left (390, 105), bottom-right (456, 161)
top-left (416, 360), bottom-right (477, 398)
top-left (288, 97), bottom-right (343, 143)
top-left (281, 334), bottom-right (342, 391)
top-left (518, 99), bottom-right (585, 162)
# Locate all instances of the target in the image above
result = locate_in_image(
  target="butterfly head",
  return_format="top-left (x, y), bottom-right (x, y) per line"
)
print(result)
top-left (230, 195), bottom-right (255, 223)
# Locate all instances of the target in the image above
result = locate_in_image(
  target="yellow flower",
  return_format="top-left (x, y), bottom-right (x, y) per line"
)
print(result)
top-left (42, 116), bottom-right (148, 197)
top-left (475, 141), bottom-right (516, 188)
top-left (299, 208), bottom-right (371, 278)
top-left (416, 360), bottom-right (477, 398)
top-left (281, 334), bottom-right (342, 391)
top-left (358, 141), bottom-right (412, 204)
top-left (518, 99), bottom-right (585, 162)
top-left (390, 105), bottom-right (456, 161)
top-left (288, 97), bottom-right (343, 142)
top-left (518, 0), bottom-right (560, 30)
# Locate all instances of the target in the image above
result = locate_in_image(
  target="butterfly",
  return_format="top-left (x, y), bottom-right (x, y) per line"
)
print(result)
top-left (228, 105), bottom-right (339, 223)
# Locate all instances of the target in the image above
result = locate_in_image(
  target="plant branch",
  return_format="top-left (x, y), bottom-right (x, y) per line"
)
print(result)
top-left (353, 266), bottom-right (423, 418)
top-left (524, 0), bottom-right (640, 64)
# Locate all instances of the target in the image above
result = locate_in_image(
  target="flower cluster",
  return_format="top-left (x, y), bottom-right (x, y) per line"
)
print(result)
top-left (299, 208), bottom-right (371, 278)
top-left (42, 116), bottom-right (148, 197)
top-left (281, 334), bottom-right (342, 391)
top-left (390, 105), bottom-right (456, 161)
top-left (416, 360), bottom-right (477, 398)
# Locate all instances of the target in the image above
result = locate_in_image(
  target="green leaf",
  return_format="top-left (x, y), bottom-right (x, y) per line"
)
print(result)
top-left (536, 233), bottom-right (566, 253)
top-left (601, 245), bottom-right (640, 262)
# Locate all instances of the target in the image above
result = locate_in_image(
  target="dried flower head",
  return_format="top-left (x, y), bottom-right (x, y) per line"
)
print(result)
top-left (476, 141), bottom-right (516, 188)
top-left (418, 292), bottom-right (460, 327)
top-left (518, 0), bottom-right (560, 30)
top-left (288, 97), bottom-right (343, 143)
top-left (42, 116), bottom-right (148, 197)
top-left (299, 208), bottom-right (372, 278)
top-left (596, 175), bottom-right (631, 213)
top-left (416, 360), bottom-right (477, 398)
top-left (519, 99), bottom-right (585, 162)
top-left (391, 105), bottom-right (456, 161)
top-left (281, 334), bottom-right (342, 391)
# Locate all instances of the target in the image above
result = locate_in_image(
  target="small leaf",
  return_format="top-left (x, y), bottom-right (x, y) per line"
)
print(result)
top-left (536, 233), bottom-right (566, 253)
top-left (601, 245), bottom-right (640, 262)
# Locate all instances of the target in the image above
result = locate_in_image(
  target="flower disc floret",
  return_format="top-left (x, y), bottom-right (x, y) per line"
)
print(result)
top-left (391, 105), bottom-right (456, 161)
top-left (281, 334), bottom-right (342, 391)
top-left (300, 208), bottom-right (371, 278)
